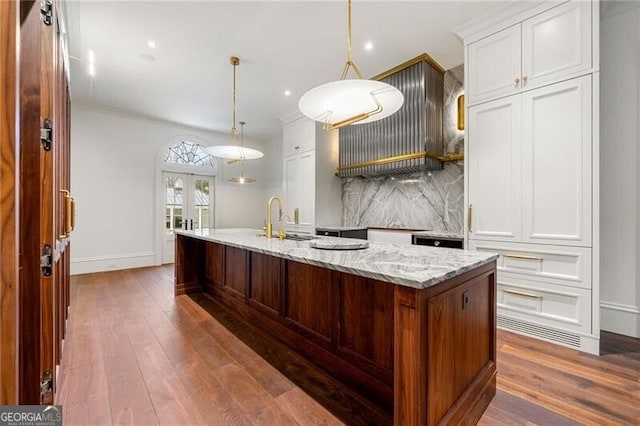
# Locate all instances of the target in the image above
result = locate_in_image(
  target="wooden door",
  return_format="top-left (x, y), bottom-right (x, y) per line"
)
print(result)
top-left (467, 24), bottom-right (521, 105)
top-left (18, 0), bottom-right (71, 404)
top-left (468, 95), bottom-right (522, 242)
top-left (0, 0), bottom-right (19, 405)
top-left (521, 76), bottom-right (592, 246)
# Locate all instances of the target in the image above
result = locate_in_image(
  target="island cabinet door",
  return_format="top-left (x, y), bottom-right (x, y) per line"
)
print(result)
top-left (337, 274), bottom-right (394, 384)
top-left (248, 252), bottom-right (282, 317)
top-left (205, 242), bottom-right (225, 293)
top-left (283, 261), bottom-right (336, 348)
top-left (223, 246), bottom-right (249, 298)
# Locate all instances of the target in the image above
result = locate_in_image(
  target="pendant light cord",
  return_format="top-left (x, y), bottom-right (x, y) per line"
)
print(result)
top-left (340, 0), bottom-right (363, 80)
top-left (231, 57), bottom-right (239, 136)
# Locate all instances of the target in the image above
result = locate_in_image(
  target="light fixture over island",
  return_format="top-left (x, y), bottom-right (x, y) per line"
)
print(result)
top-left (173, 228), bottom-right (499, 425)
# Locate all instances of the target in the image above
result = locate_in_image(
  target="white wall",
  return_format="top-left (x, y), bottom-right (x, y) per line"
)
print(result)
top-left (71, 104), bottom-right (267, 274)
top-left (600, 1), bottom-right (640, 337)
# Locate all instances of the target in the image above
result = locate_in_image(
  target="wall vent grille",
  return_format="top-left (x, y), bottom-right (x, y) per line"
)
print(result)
top-left (497, 315), bottom-right (581, 349)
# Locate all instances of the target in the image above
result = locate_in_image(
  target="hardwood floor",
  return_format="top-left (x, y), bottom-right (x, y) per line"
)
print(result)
top-left (57, 266), bottom-right (640, 425)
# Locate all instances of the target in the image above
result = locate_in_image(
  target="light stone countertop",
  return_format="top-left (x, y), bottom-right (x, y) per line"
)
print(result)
top-left (176, 228), bottom-right (497, 290)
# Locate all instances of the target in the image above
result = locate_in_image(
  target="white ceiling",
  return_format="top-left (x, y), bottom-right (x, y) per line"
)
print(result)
top-left (65, 1), bottom-right (508, 140)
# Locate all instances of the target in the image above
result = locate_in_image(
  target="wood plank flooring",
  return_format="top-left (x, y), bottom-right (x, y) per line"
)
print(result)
top-left (57, 266), bottom-right (640, 425)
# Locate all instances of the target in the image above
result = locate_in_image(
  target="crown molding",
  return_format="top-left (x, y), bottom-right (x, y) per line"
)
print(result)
top-left (452, 0), bottom-right (567, 45)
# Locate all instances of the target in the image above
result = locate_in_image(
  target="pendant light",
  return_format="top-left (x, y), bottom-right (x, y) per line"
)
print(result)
top-left (298, 0), bottom-right (404, 130)
top-left (206, 56), bottom-right (264, 162)
top-left (227, 122), bottom-right (257, 184)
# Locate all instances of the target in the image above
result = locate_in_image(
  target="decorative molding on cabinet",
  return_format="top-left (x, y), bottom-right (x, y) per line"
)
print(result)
top-left (453, 0), bottom-right (568, 45)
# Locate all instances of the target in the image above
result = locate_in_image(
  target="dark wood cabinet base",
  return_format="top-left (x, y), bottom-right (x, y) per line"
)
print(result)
top-left (175, 234), bottom-right (497, 425)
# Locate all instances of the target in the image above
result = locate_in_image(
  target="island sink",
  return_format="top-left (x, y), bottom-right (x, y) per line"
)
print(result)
top-left (174, 228), bottom-right (498, 425)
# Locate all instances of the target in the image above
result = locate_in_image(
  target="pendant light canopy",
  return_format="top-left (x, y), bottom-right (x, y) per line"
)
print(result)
top-left (298, 0), bottom-right (404, 130)
top-left (227, 122), bottom-right (257, 184)
top-left (206, 57), bottom-right (264, 162)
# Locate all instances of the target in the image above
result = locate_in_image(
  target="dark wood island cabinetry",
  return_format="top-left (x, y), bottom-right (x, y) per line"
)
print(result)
top-left (175, 230), bottom-right (498, 425)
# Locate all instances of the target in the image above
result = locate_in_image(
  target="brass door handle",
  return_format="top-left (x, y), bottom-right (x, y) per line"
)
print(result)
top-left (59, 189), bottom-right (73, 238)
top-left (503, 288), bottom-right (542, 299)
top-left (503, 253), bottom-right (543, 261)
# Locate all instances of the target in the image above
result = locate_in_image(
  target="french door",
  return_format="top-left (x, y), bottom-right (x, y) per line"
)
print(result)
top-left (163, 173), bottom-right (214, 263)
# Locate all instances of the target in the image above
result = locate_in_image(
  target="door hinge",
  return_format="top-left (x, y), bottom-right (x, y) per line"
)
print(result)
top-left (40, 0), bottom-right (53, 26)
top-left (40, 244), bottom-right (52, 277)
top-left (41, 118), bottom-right (52, 151)
top-left (40, 370), bottom-right (53, 404)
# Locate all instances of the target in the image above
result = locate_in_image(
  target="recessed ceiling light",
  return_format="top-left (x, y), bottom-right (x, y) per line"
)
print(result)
top-left (284, 90), bottom-right (291, 96)
top-left (147, 40), bottom-right (156, 49)
top-left (140, 53), bottom-right (156, 62)
top-left (364, 41), bottom-right (374, 51)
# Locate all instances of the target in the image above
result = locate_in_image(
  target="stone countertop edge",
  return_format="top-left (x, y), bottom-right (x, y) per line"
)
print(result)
top-left (175, 228), bottom-right (498, 290)
top-left (315, 226), bottom-right (368, 232)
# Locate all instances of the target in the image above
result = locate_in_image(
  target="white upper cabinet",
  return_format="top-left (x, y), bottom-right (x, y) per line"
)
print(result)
top-left (467, 0), bottom-right (592, 106)
top-left (468, 25), bottom-right (521, 104)
top-left (521, 1), bottom-right (592, 90)
top-left (521, 75), bottom-right (592, 246)
top-left (468, 95), bottom-right (522, 242)
top-left (283, 116), bottom-right (315, 157)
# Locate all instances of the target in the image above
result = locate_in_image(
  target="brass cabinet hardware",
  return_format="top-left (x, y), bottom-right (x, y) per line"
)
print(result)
top-left (59, 189), bottom-right (73, 238)
top-left (503, 253), bottom-right (543, 261)
top-left (523, 75), bottom-right (528, 83)
top-left (337, 150), bottom-right (464, 172)
top-left (515, 77), bottom-right (520, 85)
top-left (70, 197), bottom-right (76, 231)
top-left (294, 208), bottom-right (300, 225)
top-left (503, 288), bottom-right (542, 299)
top-left (467, 204), bottom-right (473, 233)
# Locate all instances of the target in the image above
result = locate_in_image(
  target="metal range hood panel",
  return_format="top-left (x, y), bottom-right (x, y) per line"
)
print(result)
top-left (338, 55), bottom-right (444, 177)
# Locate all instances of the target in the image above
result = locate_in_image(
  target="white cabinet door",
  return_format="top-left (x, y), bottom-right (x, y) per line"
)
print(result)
top-left (521, 76), bottom-right (592, 246)
top-left (283, 151), bottom-right (316, 232)
top-left (468, 95), bottom-right (522, 241)
top-left (283, 117), bottom-right (315, 157)
top-left (522, 1), bottom-right (592, 90)
top-left (468, 24), bottom-right (521, 105)
top-left (297, 152), bottom-right (316, 228)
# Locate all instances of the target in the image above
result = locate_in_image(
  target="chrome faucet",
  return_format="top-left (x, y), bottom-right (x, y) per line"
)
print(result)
top-left (266, 196), bottom-right (286, 240)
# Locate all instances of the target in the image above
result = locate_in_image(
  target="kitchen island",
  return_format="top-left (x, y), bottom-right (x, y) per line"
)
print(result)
top-left (174, 228), bottom-right (498, 425)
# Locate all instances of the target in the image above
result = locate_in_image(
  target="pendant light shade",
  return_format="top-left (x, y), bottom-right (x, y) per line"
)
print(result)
top-left (227, 121), bottom-right (257, 184)
top-left (206, 56), bottom-right (264, 162)
top-left (298, 0), bottom-right (404, 130)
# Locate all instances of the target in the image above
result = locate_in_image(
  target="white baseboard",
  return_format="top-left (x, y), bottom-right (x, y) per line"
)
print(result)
top-left (71, 252), bottom-right (157, 275)
top-left (600, 301), bottom-right (640, 338)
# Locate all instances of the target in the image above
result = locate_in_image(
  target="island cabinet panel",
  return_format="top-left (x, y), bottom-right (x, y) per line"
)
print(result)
top-left (427, 272), bottom-right (494, 424)
top-left (248, 252), bottom-right (282, 317)
top-left (224, 246), bottom-right (248, 298)
top-left (205, 242), bottom-right (225, 293)
top-left (175, 235), bottom-right (205, 295)
top-left (338, 274), bottom-right (394, 382)
top-left (284, 261), bottom-right (335, 346)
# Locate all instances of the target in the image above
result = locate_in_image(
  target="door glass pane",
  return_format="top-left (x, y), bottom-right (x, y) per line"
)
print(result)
top-left (165, 176), bottom-right (184, 233)
top-left (193, 178), bottom-right (210, 230)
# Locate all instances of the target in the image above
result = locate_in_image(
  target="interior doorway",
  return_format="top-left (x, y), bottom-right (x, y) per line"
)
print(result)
top-left (162, 172), bottom-right (214, 264)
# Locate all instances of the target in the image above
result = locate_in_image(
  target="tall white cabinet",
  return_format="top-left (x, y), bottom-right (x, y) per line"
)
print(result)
top-left (281, 114), bottom-right (342, 234)
top-left (457, 0), bottom-right (600, 354)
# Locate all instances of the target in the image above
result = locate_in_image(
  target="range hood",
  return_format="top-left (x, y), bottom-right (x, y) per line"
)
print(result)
top-left (338, 54), bottom-right (453, 178)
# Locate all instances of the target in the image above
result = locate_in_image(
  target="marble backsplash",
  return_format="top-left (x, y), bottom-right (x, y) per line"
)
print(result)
top-left (342, 65), bottom-right (465, 233)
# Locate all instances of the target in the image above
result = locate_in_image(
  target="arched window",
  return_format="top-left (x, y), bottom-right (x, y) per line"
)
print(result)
top-left (164, 140), bottom-right (216, 168)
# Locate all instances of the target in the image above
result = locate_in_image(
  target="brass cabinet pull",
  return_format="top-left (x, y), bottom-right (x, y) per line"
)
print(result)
top-left (294, 207), bottom-right (300, 225)
top-left (503, 253), bottom-right (543, 261)
top-left (503, 288), bottom-right (542, 299)
top-left (70, 197), bottom-right (76, 231)
top-left (467, 204), bottom-right (473, 233)
top-left (59, 189), bottom-right (73, 238)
